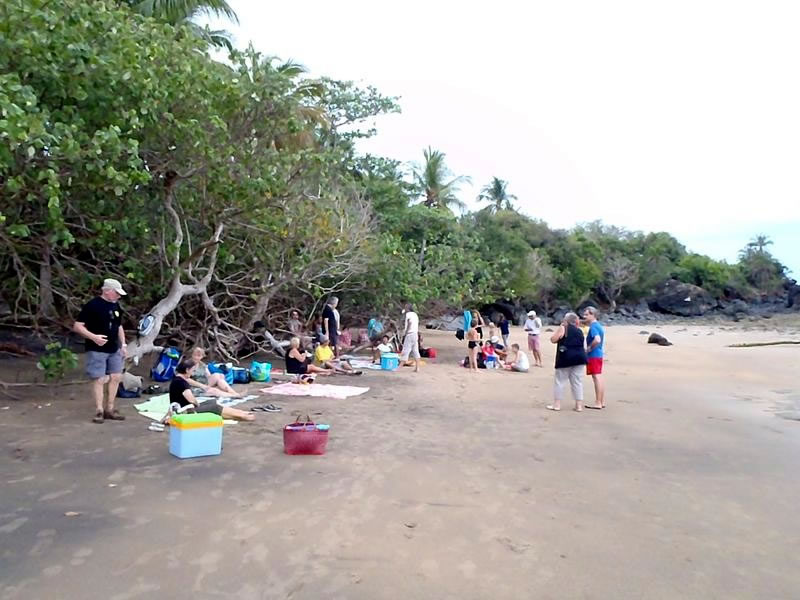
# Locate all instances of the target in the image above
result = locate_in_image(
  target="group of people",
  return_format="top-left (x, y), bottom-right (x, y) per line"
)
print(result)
top-left (463, 305), bottom-right (606, 412)
top-left (73, 277), bottom-right (605, 424)
top-left (72, 279), bottom-right (258, 424)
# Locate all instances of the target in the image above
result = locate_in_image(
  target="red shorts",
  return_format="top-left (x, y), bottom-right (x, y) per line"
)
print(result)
top-left (586, 357), bottom-right (603, 375)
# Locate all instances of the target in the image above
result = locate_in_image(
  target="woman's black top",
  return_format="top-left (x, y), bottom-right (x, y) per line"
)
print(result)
top-left (285, 352), bottom-right (307, 375)
top-left (169, 377), bottom-right (192, 407)
top-left (554, 324), bottom-right (587, 369)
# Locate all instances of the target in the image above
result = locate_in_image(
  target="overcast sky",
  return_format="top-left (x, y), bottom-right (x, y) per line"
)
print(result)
top-left (205, 0), bottom-right (799, 277)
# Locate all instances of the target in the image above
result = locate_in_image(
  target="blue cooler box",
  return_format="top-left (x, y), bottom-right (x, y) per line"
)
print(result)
top-left (380, 352), bottom-right (399, 371)
top-left (169, 413), bottom-right (223, 458)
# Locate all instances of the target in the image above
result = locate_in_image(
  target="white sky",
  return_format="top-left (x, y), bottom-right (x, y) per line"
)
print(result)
top-left (205, 0), bottom-right (799, 276)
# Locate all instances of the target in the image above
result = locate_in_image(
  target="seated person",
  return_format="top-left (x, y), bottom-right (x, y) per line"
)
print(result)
top-left (487, 321), bottom-right (499, 341)
top-left (188, 347), bottom-right (240, 397)
top-left (337, 327), bottom-right (354, 353)
top-left (168, 360), bottom-right (254, 421)
top-left (286, 337), bottom-right (332, 377)
top-left (483, 340), bottom-right (498, 367)
top-left (372, 334), bottom-right (393, 363)
top-left (287, 309), bottom-right (313, 349)
top-left (490, 335), bottom-right (508, 360)
top-left (503, 343), bottom-right (530, 373)
top-left (314, 335), bottom-right (362, 375)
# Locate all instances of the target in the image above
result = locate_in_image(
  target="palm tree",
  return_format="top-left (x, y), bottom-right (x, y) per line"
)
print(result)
top-left (746, 234), bottom-right (773, 254)
top-left (477, 177), bottom-right (516, 213)
top-left (413, 147), bottom-right (470, 213)
top-left (125, 0), bottom-right (239, 49)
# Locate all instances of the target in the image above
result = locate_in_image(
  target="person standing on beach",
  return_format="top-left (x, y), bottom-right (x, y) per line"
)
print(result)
top-left (466, 324), bottom-right (481, 372)
top-left (398, 303), bottom-right (421, 372)
top-left (322, 297), bottom-right (339, 357)
top-left (547, 312), bottom-right (587, 412)
top-left (498, 314), bottom-right (511, 348)
top-left (72, 278), bottom-right (128, 423)
top-left (524, 310), bottom-right (543, 367)
top-left (582, 306), bottom-right (606, 409)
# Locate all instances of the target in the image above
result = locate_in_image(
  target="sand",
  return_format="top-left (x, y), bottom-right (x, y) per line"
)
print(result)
top-left (1, 322), bottom-right (799, 599)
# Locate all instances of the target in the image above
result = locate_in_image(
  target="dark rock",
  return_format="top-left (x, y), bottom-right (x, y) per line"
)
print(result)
top-left (720, 298), bottom-right (750, 317)
top-left (647, 333), bottom-right (673, 346)
top-left (639, 330), bottom-right (650, 335)
top-left (648, 279), bottom-right (716, 317)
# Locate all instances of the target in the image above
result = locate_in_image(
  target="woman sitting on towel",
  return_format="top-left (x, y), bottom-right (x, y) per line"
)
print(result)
top-left (169, 360), bottom-right (254, 421)
top-left (186, 347), bottom-right (240, 398)
top-left (286, 337), bottom-right (333, 377)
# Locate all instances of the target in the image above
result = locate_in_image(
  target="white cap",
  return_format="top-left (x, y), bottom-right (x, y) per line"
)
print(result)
top-left (102, 278), bottom-right (127, 296)
top-left (490, 335), bottom-right (500, 343)
top-left (527, 310), bottom-right (536, 317)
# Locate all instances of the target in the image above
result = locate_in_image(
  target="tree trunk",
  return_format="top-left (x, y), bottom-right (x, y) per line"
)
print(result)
top-left (38, 244), bottom-right (56, 320)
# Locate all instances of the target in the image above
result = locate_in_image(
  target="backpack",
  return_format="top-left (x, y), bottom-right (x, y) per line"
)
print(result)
top-left (150, 347), bottom-right (180, 381)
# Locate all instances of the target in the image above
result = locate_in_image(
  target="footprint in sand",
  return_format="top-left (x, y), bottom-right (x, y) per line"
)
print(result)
top-left (42, 564), bottom-right (64, 577)
top-left (166, 490), bottom-right (182, 501)
top-left (70, 547), bottom-right (93, 565)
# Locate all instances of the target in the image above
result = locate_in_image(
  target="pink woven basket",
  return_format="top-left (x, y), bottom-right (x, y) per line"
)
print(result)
top-left (283, 417), bottom-right (329, 455)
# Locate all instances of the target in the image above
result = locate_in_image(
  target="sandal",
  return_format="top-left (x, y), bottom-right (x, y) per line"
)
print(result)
top-left (545, 405), bottom-right (561, 411)
top-left (103, 409), bottom-right (126, 421)
top-left (92, 410), bottom-right (104, 424)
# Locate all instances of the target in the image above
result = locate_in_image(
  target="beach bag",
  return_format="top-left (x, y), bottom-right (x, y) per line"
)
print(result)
top-left (208, 362), bottom-right (234, 385)
top-left (249, 361), bottom-right (271, 382)
top-left (231, 366), bottom-right (251, 384)
top-left (150, 346), bottom-right (180, 382)
top-left (427, 348), bottom-right (437, 359)
top-left (283, 415), bottom-right (329, 455)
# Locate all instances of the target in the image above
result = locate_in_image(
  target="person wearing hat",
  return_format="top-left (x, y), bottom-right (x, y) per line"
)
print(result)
top-left (72, 278), bottom-right (129, 423)
top-left (523, 310), bottom-right (543, 367)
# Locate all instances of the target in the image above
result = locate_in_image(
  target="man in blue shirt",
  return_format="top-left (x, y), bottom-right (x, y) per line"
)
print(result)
top-left (582, 306), bottom-right (606, 409)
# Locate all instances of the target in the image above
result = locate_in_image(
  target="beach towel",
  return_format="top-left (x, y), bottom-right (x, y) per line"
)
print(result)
top-left (134, 394), bottom-right (257, 423)
top-left (463, 310), bottom-right (472, 332)
top-left (338, 356), bottom-right (383, 370)
top-left (261, 383), bottom-right (369, 399)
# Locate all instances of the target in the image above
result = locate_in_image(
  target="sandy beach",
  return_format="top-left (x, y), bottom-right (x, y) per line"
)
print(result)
top-left (1, 321), bottom-right (799, 599)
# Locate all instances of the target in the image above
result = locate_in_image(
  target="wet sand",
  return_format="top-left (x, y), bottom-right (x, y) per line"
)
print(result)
top-left (1, 323), bottom-right (799, 599)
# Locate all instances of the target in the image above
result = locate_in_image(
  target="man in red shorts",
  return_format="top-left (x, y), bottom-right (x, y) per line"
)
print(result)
top-left (583, 306), bottom-right (605, 409)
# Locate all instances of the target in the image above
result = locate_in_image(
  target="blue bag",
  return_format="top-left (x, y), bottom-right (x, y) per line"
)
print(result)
top-left (208, 362), bottom-right (235, 385)
top-left (249, 361), bottom-right (271, 382)
top-left (150, 347), bottom-right (181, 382)
top-left (231, 367), bottom-right (251, 384)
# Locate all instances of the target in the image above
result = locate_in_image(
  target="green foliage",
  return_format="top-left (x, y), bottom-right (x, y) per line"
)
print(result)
top-left (0, 0), bottom-right (792, 348)
top-left (675, 254), bottom-right (737, 297)
top-left (36, 343), bottom-right (79, 381)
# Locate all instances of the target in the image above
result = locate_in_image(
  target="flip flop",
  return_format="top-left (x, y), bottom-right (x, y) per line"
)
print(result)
top-left (585, 405), bottom-right (603, 410)
top-left (545, 405), bottom-right (561, 411)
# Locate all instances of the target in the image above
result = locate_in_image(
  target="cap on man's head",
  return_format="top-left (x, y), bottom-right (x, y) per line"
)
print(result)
top-left (102, 278), bottom-right (127, 296)
top-left (527, 310), bottom-right (536, 317)
top-left (490, 335), bottom-right (500, 343)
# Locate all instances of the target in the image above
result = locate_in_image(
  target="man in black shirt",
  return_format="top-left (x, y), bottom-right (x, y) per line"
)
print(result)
top-left (73, 278), bottom-right (128, 423)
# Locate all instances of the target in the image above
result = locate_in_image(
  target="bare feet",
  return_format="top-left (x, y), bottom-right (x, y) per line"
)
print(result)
top-left (241, 413), bottom-right (255, 422)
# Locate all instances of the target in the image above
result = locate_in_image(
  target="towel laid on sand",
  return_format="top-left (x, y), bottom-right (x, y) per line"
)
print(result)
top-left (134, 394), bottom-right (257, 423)
top-left (261, 383), bottom-right (369, 399)
top-left (338, 356), bottom-right (383, 370)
